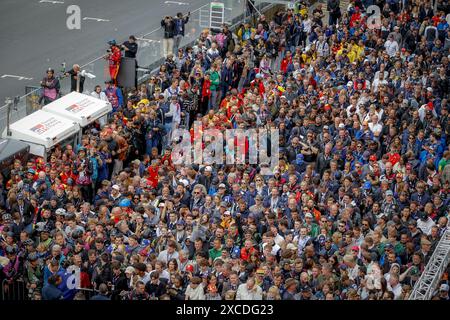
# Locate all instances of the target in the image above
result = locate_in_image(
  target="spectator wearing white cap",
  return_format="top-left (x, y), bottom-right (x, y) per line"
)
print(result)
top-left (438, 284), bottom-right (449, 300)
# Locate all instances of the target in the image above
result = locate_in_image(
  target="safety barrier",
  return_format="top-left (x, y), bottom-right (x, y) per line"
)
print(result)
top-left (1, 278), bottom-right (29, 301)
top-left (0, 1), bottom-right (280, 131)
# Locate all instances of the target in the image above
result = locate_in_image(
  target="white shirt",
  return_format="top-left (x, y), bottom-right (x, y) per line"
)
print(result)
top-left (384, 39), bottom-right (399, 57)
top-left (157, 249), bottom-right (180, 264)
top-left (348, 264), bottom-right (360, 281)
top-left (91, 91), bottom-right (108, 101)
top-left (369, 122), bottom-right (383, 136)
top-left (316, 40), bottom-right (330, 57)
top-left (372, 78), bottom-right (388, 93)
top-left (388, 283), bottom-right (403, 300)
top-left (166, 102), bottom-right (181, 124)
top-left (236, 283), bottom-right (263, 300)
top-left (185, 284), bottom-right (206, 300)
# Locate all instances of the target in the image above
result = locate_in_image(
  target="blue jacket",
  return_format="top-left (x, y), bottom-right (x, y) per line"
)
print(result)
top-left (42, 284), bottom-right (63, 300)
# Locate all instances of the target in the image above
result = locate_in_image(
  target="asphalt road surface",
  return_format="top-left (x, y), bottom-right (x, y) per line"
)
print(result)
top-left (0, 0), bottom-right (212, 114)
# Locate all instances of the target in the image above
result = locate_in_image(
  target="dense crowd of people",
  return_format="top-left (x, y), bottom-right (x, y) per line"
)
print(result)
top-left (1, 0), bottom-right (450, 301)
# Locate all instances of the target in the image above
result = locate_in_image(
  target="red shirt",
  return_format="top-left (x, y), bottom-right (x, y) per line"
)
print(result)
top-left (388, 152), bottom-right (401, 166)
top-left (240, 247), bottom-right (257, 262)
top-left (147, 165), bottom-right (159, 189)
top-left (280, 56), bottom-right (292, 74)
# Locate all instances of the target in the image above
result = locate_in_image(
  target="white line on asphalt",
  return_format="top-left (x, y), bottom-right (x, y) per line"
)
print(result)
top-left (1, 74), bottom-right (33, 81)
top-left (83, 17), bottom-right (110, 22)
top-left (39, 0), bottom-right (64, 4)
top-left (164, 1), bottom-right (190, 5)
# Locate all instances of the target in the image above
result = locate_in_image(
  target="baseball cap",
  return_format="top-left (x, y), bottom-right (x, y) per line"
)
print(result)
top-left (363, 181), bottom-right (372, 190)
top-left (369, 155), bottom-right (377, 161)
top-left (305, 212), bottom-right (313, 219)
top-left (218, 183), bottom-right (226, 189)
top-left (204, 166), bottom-right (213, 172)
top-left (351, 246), bottom-right (359, 252)
top-left (385, 190), bottom-right (393, 196)
top-left (28, 252), bottom-right (39, 261)
top-left (439, 284), bottom-right (449, 292)
top-left (223, 211), bottom-right (231, 216)
top-left (220, 201), bottom-right (228, 207)
top-left (112, 184), bottom-right (120, 191)
top-left (301, 285), bottom-right (311, 292)
top-left (23, 239), bottom-right (34, 246)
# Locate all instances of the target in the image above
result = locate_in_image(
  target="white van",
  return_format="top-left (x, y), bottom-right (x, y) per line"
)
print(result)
top-left (42, 91), bottom-right (111, 127)
top-left (2, 110), bottom-right (80, 158)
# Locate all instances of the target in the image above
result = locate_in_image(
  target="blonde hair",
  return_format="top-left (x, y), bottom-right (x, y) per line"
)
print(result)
top-left (267, 286), bottom-right (281, 300)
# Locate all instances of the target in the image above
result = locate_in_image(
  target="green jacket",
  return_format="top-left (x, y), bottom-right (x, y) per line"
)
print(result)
top-left (209, 247), bottom-right (222, 261)
top-left (304, 223), bottom-right (320, 238)
top-left (209, 70), bottom-right (220, 91)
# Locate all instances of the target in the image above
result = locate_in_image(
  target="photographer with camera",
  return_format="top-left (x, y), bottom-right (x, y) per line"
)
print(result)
top-left (105, 39), bottom-right (122, 85)
top-left (173, 12), bottom-right (190, 53)
top-left (121, 35), bottom-right (138, 59)
top-left (39, 68), bottom-right (60, 105)
top-left (65, 64), bottom-right (85, 93)
top-left (161, 15), bottom-right (175, 58)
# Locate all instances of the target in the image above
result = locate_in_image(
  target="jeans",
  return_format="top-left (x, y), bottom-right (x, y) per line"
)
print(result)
top-left (112, 159), bottom-right (123, 177)
top-left (146, 136), bottom-right (161, 155)
top-left (173, 34), bottom-right (183, 52)
top-left (163, 119), bottom-right (172, 146)
top-left (208, 90), bottom-right (218, 110)
top-left (220, 85), bottom-right (230, 100)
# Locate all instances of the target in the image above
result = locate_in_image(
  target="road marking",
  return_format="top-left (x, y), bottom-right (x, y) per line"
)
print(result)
top-left (39, 0), bottom-right (64, 4)
top-left (1, 74), bottom-right (33, 81)
top-left (83, 17), bottom-right (110, 22)
top-left (164, 1), bottom-right (190, 5)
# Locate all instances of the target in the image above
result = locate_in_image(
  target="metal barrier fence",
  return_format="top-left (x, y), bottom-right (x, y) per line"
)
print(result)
top-left (0, 279), bottom-right (102, 301)
top-left (1, 278), bottom-right (29, 301)
top-left (0, 1), bottom-right (276, 132)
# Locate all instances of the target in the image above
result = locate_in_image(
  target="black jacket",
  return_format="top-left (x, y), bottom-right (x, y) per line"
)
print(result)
top-left (111, 273), bottom-right (129, 300)
top-left (161, 18), bottom-right (175, 39)
top-left (145, 280), bottom-right (167, 298)
top-left (11, 201), bottom-right (35, 226)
